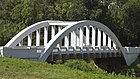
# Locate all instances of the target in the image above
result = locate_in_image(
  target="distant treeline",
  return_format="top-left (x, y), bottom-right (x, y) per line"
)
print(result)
top-left (0, 0), bottom-right (140, 46)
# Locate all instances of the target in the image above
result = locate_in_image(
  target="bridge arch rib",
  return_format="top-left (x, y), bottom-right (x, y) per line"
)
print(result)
top-left (39, 20), bottom-right (131, 65)
top-left (5, 20), bottom-right (76, 47)
top-left (5, 21), bottom-right (49, 47)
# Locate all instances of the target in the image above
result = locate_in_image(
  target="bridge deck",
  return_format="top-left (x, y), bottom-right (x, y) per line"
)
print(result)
top-left (1, 46), bottom-right (121, 61)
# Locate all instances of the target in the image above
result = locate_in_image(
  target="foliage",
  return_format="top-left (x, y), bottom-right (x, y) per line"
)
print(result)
top-left (63, 59), bottom-right (106, 74)
top-left (0, 0), bottom-right (140, 46)
top-left (0, 57), bottom-right (136, 79)
top-left (0, 0), bottom-right (47, 46)
top-left (0, 21), bottom-right (26, 46)
top-left (121, 56), bottom-right (140, 77)
top-left (48, 0), bottom-right (87, 20)
top-left (0, 0), bottom-right (15, 21)
top-left (10, 0), bottom-right (45, 25)
top-left (122, 0), bottom-right (140, 46)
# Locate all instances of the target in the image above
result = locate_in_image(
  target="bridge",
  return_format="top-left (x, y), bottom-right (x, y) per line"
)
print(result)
top-left (0, 20), bottom-right (140, 66)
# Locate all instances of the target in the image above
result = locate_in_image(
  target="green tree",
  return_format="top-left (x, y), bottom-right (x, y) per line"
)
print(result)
top-left (104, 0), bottom-right (128, 46)
top-left (48, 0), bottom-right (87, 20)
top-left (0, 0), bottom-right (15, 21)
top-left (122, 0), bottom-right (140, 46)
top-left (0, 0), bottom-right (140, 47)
top-left (10, 0), bottom-right (45, 25)
top-left (0, 0), bottom-right (47, 45)
top-left (0, 21), bottom-right (25, 46)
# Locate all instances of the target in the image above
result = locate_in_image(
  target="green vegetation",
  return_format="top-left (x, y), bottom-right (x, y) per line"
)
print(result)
top-left (0, 57), bottom-right (137, 79)
top-left (121, 56), bottom-right (140, 77)
top-left (0, 0), bottom-right (140, 46)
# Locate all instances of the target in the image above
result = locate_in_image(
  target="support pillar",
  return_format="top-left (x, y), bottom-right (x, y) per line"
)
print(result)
top-left (76, 29), bottom-right (80, 46)
top-left (28, 33), bottom-right (32, 46)
top-left (65, 35), bottom-right (69, 48)
top-left (80, 27), bottom-right (84, 48)
top-left (92, 27), bottom-right (96, 47)
top-left (108, 36), bottom-right (112, 48)
top-left (71, 32), bottom-right (74, 47)
top-left (44, 26), bottom-right (48, 46)
top-left (36, 29), bottom-right (40, 46)
top-left (97, 29), bottom-right (101, 48)
top-left (86, 26), bottom-right (90, 46)
top-left (51, 26), bottom-right (55, 39)
top-left (103, 32), bottom-right (106, 46)
top-left (73, 31), bottom-right (76, 49)
top-left (113, 42), bottom-right (116, 48)
top-left (19, 40), bottom-right (23, 46)
top-left (57, 26), bottom-right (62, 48)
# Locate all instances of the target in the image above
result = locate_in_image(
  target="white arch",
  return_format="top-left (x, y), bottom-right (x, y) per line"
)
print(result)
top-left (39, 20), bottom-right (131, 65)
top-left (5, 20), bottom-right (78, 47)
top-left (5, 21), bottom-right (49, 47)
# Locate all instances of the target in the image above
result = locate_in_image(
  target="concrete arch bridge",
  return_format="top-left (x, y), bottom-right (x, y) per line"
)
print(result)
top-left (0, 20), bottom-right (140, 66)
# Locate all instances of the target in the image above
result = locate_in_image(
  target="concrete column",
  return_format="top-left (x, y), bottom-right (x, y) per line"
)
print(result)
top-left (86, 26), bottom-right (90, 46)
top-left (102, 32), bottom-right (106, 46)
top-left (65, 35), bottom-right (69, 48)
top-left (28, 33), bottom-right (32, 46)
top-left (51, 26), bottom-right (55, 39)
top-left (73, 30), bottom-right (76, 49)
top-left (80, 27), bottom-right (83, 48)
top-left (44, 26), bottom-right (48, 46)
top-left (58, 26), bottom-right (61, 32)
top-left (57, 26), bottom-right (62, 48)
top-left (113, 42), bottom-right (116, 48)
top-left (97, 29), bottom-right (101, 47)
top-left (19, 40), bottom-right (23, 46)
top-left (71, 32), bottom-right (74, 47)
top-left (36, 29), bottom-right (40, 46)
top-left (92, 27), bottom-right (96, 47)
top-left (108, 36), bottom-right (112, 48)
top-left (76, 29), bottom-right (80, 46)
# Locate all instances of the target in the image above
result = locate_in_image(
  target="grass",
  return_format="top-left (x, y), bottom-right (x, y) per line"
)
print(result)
top-left (0, 57), bottom-right (138, 79)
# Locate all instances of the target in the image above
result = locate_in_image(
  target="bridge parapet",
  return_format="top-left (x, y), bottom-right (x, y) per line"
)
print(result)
top-left (3, 46), bottom-right (44, 60)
